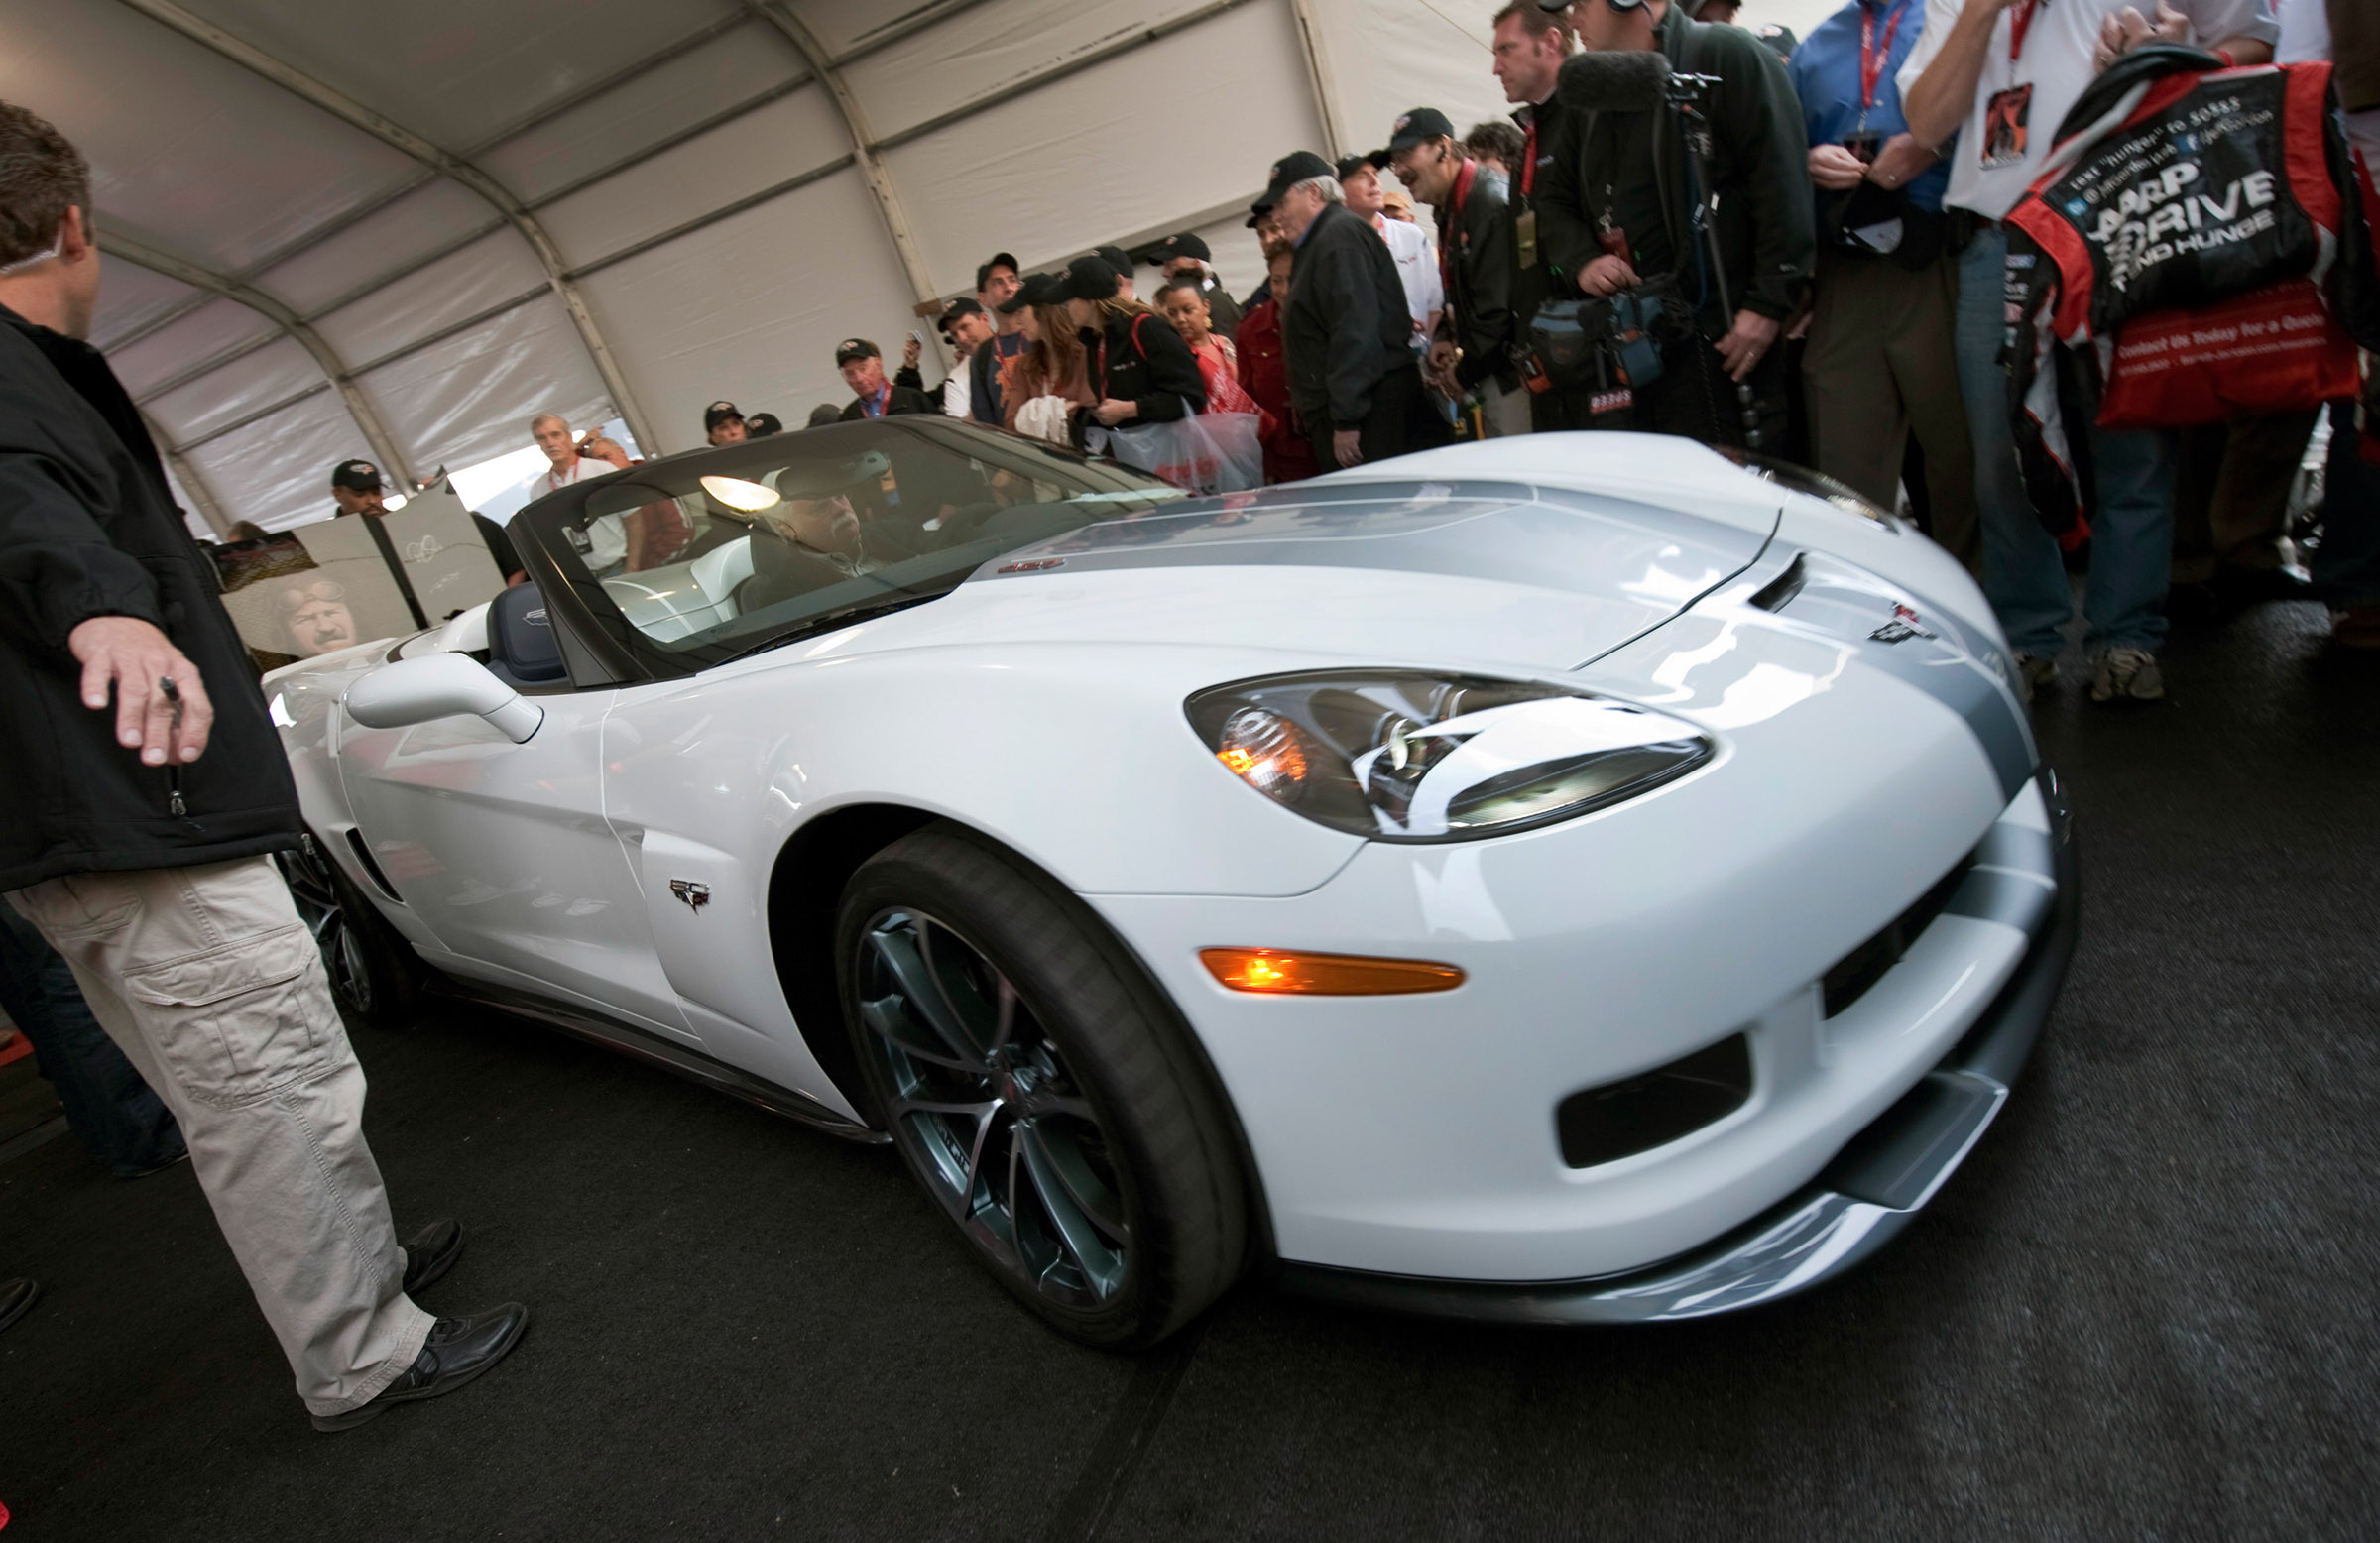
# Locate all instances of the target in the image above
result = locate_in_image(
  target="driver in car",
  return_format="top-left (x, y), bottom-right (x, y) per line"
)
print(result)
top-left (744, 452), bottom-right (927, 609)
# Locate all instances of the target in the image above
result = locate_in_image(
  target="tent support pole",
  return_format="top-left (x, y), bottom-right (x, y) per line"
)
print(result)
top-left (100, 232), bottom-right (418, 491)
top-left (744, 3), bottom-right (939, 318)
top-left (1285, 0), bottom-right (1346, 159)
top-left (111, 0), bottom-right (659, 455)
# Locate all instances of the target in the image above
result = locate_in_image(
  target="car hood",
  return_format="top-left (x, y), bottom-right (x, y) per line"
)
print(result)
top-left (804, 477), bottom-right (1779, 674)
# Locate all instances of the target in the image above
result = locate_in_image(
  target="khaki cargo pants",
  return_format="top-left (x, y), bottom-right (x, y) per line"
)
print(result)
top-left (9, 855), bottom-right (433, 1418)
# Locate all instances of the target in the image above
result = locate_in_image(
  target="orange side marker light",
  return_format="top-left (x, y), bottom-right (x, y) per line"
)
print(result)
top-left (1200, 947), bottom-right (1465, 996)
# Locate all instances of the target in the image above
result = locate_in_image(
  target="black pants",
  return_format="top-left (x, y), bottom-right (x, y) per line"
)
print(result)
top-left (1307, 363), bottom-right (1444, 470)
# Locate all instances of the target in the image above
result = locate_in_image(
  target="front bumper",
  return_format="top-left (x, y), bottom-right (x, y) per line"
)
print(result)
top-left (1270, 794), bottom-right (2078, 1324)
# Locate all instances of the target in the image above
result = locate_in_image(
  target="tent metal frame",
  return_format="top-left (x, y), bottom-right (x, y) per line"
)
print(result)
top-left (99, 0), bottom-right (1352, 517)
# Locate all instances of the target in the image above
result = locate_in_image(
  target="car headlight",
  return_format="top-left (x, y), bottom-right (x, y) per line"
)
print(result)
top-left (1186, 671), bottom-right (1712, 842)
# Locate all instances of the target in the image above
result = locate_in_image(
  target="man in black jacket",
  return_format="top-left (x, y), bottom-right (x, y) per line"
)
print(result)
top-left (1388, 108), bottom-right (1526, 437)
top-left (836, 337), bottom-right (936, 421)
top-left (1535, 0), bottom-right (1814, 447)
top-left (1492, 1), bottom-right (1577, 429)
top-left (1262, 152), bottom-right (1434, 469)
top-left (0, 101), bottom-right (525, 1432)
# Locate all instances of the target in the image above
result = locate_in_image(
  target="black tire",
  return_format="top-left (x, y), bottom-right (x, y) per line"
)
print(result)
top-left (278, 832), bottom-right (425, 1032)
top-left (836, 825), bottom-right (1248, 1348)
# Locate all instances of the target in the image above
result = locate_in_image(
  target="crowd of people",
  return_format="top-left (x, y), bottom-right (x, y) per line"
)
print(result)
top-left (620, 0), bottom-right (2374, 700)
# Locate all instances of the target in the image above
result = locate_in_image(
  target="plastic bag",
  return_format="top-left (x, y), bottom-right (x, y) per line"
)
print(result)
top-left (1093, 412), bottom-right (1263, 494)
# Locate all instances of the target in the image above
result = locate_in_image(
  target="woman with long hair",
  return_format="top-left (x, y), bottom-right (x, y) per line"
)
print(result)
top-left (1061, 255), bottom-right (1204, 446)
top-left (996, 272), bottom-right (1095, 442)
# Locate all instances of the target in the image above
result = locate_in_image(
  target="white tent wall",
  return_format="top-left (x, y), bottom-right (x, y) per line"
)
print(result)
top-left (572, 165), bottom-right (922, 442)
top-left (179, 387), bottom-right (358, 533)
top-left (108, 297), bottom-right (278, 400)
top-left (353, 294), bottom-right (612, 486)
top-left (19, 0), bottom-right (1856, 535)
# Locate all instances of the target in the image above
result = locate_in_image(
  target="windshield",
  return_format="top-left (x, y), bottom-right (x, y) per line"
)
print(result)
top-left (528, 416), bottom-right (1185, 660)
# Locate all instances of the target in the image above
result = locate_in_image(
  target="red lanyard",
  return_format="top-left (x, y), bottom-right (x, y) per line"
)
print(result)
top-left (2007, 0), bottom-right (2041, 63)
top-left (1439, 158), bottom-right (1479, 296)
top-left (864, 382), bottom-right (891, 416)
top-left (1520, 117), bottom-right (1538, 197)
top-left (1858, 0), bottom-right (1907, 113)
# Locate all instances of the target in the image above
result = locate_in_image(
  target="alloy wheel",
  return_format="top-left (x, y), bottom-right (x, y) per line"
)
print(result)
top-left (855, 906), bottom-right (1131, 1310)
top-left (278, 836), bottom-right (373, 1017)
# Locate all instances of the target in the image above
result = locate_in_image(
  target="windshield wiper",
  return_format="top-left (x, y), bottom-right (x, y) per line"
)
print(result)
top-left (721, 590), bottom-right (943, 663)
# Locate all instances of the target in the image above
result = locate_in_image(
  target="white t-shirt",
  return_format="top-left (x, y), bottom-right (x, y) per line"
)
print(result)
top-left (1897, 0), bottom-right (2279, 220)
top-left (2274, 0), bottom-right (2326, 63)
top-left (941, 355), bottom-right (973, 419)
top-left (1373, 214), bottom-right (1444, 335)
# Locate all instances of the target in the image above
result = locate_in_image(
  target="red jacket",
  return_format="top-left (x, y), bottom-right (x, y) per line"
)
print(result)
top-left (1233, 297), bottom-right (1318, 484)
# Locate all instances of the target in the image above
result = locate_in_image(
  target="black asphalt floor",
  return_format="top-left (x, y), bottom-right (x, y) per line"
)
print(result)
top-left (4, 596), bottom-right (2376, 1540)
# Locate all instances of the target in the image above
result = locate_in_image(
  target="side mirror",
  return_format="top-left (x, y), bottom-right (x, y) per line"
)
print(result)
top-left (344, 653), bottom-right (543, 744)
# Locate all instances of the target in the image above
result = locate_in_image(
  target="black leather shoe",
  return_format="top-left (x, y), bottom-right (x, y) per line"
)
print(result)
top-left (0, 1277), bottom-right (37, 1334)
top-left (311, 1303), bottom-right (529, 1432)
top-left (400, 1218), bottom-right (464, 1297)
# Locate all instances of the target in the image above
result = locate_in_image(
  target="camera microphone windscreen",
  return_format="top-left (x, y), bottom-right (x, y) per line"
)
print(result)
top-left (1555, 50), bottom-right (1672, 114)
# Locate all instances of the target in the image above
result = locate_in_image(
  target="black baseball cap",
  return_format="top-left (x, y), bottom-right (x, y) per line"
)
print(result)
top-left (997, 271), bottom-right (1069, 314)
top-left (1142, 232), bottom-right (1212, 266)
top-left (703, 399), bottom-right (743, 431)
top-left (975, 251), bottom-right (1019, 291)
top-left (937, 297), bottom-right (985, 333)
top-left (745, 412), bottom-right (783, 437)
top-left (833, 337), bottom-right (880, 366)
top-left (1335, 151), bottom-right (1388, 182)
top-left (329, 459), bottom-right (383, 492)
top-left (1093, 245), bottom-right (1133, 281)
top-left (1252, 150), bottom-right (1335, 223)
top-left (1386, 107), bottom-right (1456, 153)
top-left (1061, 254), bottom-right (1121, 303)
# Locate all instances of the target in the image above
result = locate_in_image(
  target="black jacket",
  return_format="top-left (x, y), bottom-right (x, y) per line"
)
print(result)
top-left (1435, 163), bottom-right (1520, 391)
top-left (1284, 202), bottom-right (1416, 429)
top-left (0, 305), bottom-right (302, 890)
top-left (1536, 10), bottom-right (1814, 326)
top-left (1088, 308), bottom-right (1205, 423)
top-left (1508, 94), bottom-right (1568, 342)
top-left (838, 382), bottom-right (938, 422)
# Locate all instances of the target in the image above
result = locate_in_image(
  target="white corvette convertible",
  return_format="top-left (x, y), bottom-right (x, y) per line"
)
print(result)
top-left (267, 418), bottom-right (2075, 1346)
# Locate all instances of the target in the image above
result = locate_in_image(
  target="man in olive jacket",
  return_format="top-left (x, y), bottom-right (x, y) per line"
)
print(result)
top-left (1261, 151), bottom-right (1436, 469)
top-left (0, 100), bottom-right (525, 1432)
top-left (1534, 0), bottom-right (1814, 446)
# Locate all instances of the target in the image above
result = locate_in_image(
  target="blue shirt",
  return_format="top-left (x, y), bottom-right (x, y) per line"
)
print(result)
top-left (1788, 0), bottom-right (1949, 215)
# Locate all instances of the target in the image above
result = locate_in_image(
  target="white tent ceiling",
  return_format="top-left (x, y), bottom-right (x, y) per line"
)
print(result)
top-left (1, 0), bottom-right (1837, 535)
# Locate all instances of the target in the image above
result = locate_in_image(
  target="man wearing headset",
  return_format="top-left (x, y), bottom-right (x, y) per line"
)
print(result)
top-left (1532, 0), bottom-right (1815, 447)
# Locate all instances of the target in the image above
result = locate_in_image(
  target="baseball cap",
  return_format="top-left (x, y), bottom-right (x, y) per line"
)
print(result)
top-left (1335, 150), bottom-right (1388, 182)
top-left (329, 458), bottom-right (383, 492)
top-left (1252, 150), bottom-right (1335, 223)
top-left (975, 251), bottom-right (1019, 291)
top-left (937, 297), bottom-right (985, 333)
top-left (703, 399), bottom-right (743, 431)
top-left (997, 271), bottom-right (1069, 314)
top-left (833, 337), bottom-right (880, 367)
top-left (1386, 107), bottom-right (1456, 153)
top-left (1094, 246), bottom-right (1133, 281)
top-left (745, 412), bottom-right (783, 437)
top-left (1141, 232), bottom-right (1212, 267)
top-left (1061, 254), bottom-right (1121, 303)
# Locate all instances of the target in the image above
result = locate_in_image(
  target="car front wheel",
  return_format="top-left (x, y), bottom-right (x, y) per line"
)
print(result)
top-left (837, 826), bottom-right (1248, 1348)
top-left (278, 832), bottom-right (424, 1031)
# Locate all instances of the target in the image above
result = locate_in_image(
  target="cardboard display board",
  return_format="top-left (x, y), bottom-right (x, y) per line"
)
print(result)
top-left (210, 475), bottom-right (508, 673)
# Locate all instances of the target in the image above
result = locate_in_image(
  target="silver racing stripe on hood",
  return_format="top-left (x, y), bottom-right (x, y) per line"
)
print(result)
top-left (1733, 548), bottom-right (2037, 802)
top-left (976, 479), bottom-right (1774, 628)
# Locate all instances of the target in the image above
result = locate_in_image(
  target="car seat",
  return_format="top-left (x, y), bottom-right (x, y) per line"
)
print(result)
top-left (485, 582), bottom-right (568, 690)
